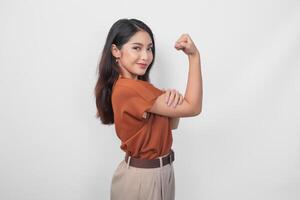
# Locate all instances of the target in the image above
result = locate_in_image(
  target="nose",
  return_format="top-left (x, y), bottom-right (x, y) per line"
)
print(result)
top-left (141, 49), bottom-right (148, 61)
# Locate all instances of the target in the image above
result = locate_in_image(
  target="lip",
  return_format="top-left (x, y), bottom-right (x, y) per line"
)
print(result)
top-left (137, 63), bottom-right (147, 68)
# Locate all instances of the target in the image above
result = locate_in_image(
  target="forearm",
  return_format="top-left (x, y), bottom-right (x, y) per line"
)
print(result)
top-left (184, 51), bottom-right (203, 113)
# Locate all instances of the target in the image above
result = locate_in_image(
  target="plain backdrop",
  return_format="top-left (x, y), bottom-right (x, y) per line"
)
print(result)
top-left (1, 0), bottom-right (300, 199)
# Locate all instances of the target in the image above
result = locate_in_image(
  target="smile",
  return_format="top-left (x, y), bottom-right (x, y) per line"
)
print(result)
top-left (137, 63), bottom-right (147, 68)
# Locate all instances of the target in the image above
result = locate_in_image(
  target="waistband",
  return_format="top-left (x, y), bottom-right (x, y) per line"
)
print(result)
top-left (125, 149), bottom-right (175, 169)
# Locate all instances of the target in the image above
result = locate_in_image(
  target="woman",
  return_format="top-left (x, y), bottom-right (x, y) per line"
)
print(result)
top-left (94, 18), bottom-right (202, 200)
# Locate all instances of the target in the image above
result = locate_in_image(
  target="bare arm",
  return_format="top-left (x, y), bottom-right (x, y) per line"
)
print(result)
top-left (148, 34), bottom-right (203, 118)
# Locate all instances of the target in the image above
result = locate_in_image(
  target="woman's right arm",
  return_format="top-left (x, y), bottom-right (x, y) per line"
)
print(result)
top-left (148, 34), bottom-right (203, 118)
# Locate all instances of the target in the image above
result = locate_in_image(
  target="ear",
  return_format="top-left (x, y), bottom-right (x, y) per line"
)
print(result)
top-left (111, 44), bottom-right (121, 58)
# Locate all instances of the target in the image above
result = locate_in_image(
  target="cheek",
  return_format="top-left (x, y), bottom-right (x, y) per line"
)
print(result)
top-left (150, 53), bottom-right (154, 60)
top-left (125, 50), bottom-right (138, 60)
top-left (149, 53), bottom-right (154, 62)
top-left (121, 52), bottom-right (134, 64)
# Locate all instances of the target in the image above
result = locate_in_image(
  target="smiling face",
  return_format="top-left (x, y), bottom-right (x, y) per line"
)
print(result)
top-left (111, 31), bottom-right (154, 80)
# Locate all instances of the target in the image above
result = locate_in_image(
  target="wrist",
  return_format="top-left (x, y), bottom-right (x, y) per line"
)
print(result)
top-left (188, 50), bottom-right (200, 59)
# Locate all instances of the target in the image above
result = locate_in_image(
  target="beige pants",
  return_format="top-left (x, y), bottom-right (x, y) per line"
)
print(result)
top-left (110, 153), bottom-right (175, 200)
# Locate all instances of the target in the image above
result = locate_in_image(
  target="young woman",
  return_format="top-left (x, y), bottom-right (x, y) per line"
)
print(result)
top-left (94, 18), bottom-right (202, 200)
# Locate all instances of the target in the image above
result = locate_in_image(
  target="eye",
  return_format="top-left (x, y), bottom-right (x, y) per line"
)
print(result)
top-left (147, 47), bottom-right (153, 51)
top-left (133, 47), bottom-right (141, 50)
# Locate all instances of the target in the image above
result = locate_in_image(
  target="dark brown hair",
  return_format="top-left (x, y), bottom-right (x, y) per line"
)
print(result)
top-left (94, 18), bottom-right (156, 124)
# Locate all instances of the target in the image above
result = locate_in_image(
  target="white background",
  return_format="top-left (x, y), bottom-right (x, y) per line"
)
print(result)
top-left (1, 0), bottom-right (300, 199)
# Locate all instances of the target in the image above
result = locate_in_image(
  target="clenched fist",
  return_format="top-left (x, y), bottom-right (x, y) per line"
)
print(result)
top-left (174, 34), bottom-right (199, 56)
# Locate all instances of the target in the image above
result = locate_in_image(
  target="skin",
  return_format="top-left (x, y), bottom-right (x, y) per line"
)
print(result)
top-left (147, 34), bottom-right (202, 118)
top-left (111, 31), bottom-right (153, 80)
top-left (111, 31), bottom-right (182, 129)
top-left (112, 32), bottom-right (202, 119)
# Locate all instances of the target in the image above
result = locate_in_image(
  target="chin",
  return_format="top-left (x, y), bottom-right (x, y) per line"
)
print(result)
top-left (139, 72), bottom-right (147, 77)
top-left (136, 70), bottom-right (147, 76)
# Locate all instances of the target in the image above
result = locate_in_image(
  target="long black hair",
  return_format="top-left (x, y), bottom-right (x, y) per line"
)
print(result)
top-left (94, 18), bottom-right (156, 124)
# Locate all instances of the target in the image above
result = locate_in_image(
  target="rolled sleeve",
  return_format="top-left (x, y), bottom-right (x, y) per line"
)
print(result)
top-left (117, 83), bottom-right (164, 120)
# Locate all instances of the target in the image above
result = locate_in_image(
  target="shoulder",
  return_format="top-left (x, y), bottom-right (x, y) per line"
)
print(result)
top-left (113, 78), bottom-right (164, 100)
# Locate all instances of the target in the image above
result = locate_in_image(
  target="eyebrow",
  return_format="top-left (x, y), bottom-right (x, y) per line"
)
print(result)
top-left (131, 42), bottom-right (153, 46)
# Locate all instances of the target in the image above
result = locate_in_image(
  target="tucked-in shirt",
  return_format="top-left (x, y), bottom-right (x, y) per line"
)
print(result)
top-left (111, 75), bottom-right (172, 159)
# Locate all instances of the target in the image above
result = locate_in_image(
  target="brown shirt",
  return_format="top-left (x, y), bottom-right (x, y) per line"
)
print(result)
top-left (112, 76), bottom-right (173, 159)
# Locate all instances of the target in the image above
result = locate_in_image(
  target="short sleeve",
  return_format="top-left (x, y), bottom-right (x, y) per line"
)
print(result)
top-left (114, 82), bottom-right (164, 120)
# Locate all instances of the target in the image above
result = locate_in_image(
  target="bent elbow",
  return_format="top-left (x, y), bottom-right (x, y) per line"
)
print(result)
top-left (192, 107), bottom-right (202, 116)
top-left (185, 105), bottom-right (202, 117)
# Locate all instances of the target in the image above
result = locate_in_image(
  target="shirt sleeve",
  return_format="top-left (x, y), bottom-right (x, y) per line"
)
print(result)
top-left (117, 83), bottom-right (164, 120)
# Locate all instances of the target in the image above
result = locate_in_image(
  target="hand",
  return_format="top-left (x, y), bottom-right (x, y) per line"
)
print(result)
top-left (162, 88), bottom-right (184, 108)
top-left (174, 33), bottom-right (199, 56)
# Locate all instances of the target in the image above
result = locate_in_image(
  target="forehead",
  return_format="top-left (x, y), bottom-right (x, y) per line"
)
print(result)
top-left (127, 31), bottom-right (152, 45)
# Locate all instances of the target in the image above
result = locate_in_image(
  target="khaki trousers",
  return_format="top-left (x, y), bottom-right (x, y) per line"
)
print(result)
top-left (110, 152), bottom-right (175, 200)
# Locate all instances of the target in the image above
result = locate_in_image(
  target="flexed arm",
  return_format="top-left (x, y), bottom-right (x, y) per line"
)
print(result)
top-left (148, 34), bottom-right (203, 117)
